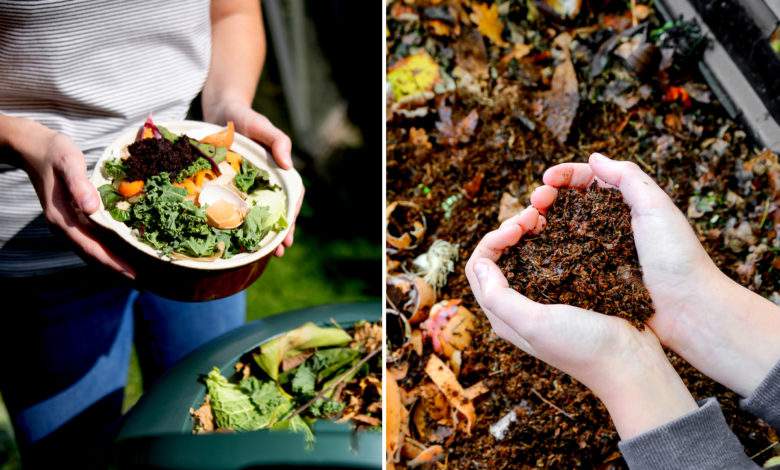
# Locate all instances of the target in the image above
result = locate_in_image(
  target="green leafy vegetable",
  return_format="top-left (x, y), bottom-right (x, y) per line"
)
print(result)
top-left (291, 365), bottom-right (316, 396)
top-left (205, 369), bottom-right (314, 444)
top-left (98, 184), bottom-right (131, 222)
top-left (156, 125), bottom-right (178, 142)
top-left (103, 159), bottom-right (127, 180)
top-left (254, 323), bottom-right (352, 380)
top-left (248, 189), bottom-right (288, 232)
top-left (206, 369), bottom-right (267, 432)
top-left (311, 348), bottom-right (360, 382)
top-left (309, 398), bottom-right (345, 418)
top-left (131, 173), bottom-right (217, 257)
top-left (175, 157), bottom-right (212, 182)
top-left (234, 160), bottom-right (275, 193)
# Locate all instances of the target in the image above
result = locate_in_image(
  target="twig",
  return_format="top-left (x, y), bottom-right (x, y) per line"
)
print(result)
top-left (279, 347), bottom-right (381, 423)
top-left (750, 441), bottom-right (779, 460)
top-left (530, 388), bottom-right (575, 420)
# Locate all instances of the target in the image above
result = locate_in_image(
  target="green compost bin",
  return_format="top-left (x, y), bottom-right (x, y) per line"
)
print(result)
top-left (115, 302), bottom-right (381, 469)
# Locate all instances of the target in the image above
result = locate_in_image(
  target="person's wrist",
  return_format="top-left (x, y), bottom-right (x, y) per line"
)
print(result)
top-left (202, 89), bottom-right (251, 124)
top-left (712, 272), bottom-right (780, 396)
top-left (593, 334), bottom-right (698, 439)
top-left (0, 115), bottom-right (56, 167)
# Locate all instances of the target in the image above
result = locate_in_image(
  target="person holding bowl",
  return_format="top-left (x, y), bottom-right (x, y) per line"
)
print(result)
top-left (0, 0), bottom-right (301, 467)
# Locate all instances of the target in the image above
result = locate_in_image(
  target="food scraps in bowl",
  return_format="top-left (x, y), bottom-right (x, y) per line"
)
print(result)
top-left (97, 117), bottom-right (287, 260)
top-left (190, 321), bottom-right (382, 444)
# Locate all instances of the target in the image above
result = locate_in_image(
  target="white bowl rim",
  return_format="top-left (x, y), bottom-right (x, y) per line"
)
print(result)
top-left (89, 120), bottom-right (303, 271)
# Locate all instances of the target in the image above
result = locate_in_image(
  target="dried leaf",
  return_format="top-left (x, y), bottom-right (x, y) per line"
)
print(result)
top-left (190, 396), bottom-right (215, 433)
top-left (425, 355), bottom-right (477, 433)
top-left (470, 3), bottom-right (508, 47)
top-left (437, 105), bottom-right (479, 146)
top-left (535, 33), bottom-right (579, 144)
top-left (388, 52), bottom-right (442, 102)
top-left (463, 172), bottom-right (484, 198)
top-left (386, 371), bottom-right (407, 464)
top-left (408, 444), bottom-right (444, 468)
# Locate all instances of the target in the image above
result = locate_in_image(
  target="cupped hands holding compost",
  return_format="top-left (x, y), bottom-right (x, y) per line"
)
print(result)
top-left (466, 153), bottom-right (780, 443)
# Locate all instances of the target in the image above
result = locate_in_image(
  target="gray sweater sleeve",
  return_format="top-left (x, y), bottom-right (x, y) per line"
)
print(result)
top-left (618, 398), bottom-right (759, 470)
top-left (741, 359), bottom-right (780, 430)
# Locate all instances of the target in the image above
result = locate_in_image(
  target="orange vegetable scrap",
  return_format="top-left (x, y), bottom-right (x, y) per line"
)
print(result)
top-left (117, 180), bottom-right (144, 198)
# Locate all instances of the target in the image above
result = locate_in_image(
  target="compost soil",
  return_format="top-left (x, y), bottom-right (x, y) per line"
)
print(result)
top-left (499, 185), bottom-right (654, 329)
top-left (387, 1), bottom-right (779, 468)
top-left (125, 136), bottom-right (201, 181)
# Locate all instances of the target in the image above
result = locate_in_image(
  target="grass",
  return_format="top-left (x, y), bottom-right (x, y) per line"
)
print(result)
top-left (1, 230), bottom-right (379, 468)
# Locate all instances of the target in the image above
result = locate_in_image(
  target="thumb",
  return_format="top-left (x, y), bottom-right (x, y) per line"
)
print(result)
top-left (55, 152), bottom-right (100, 214)
top-left (588, 153), bottom-right (672, 213)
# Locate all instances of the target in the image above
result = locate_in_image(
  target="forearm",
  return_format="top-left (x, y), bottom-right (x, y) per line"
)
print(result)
top-left (0, 115), bottom-right (55, 165)
top-left (202, 0), bottom-right (265, 121)
top-left (668, 270), bottom-right (780, 398)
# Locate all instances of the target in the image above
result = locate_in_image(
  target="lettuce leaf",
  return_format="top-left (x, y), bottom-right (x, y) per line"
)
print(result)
top-left (103, 159), bottom-right (127, 181)
top-left (206, 369), bottom-right (267, 432)
top-left (254, 323), bottom-right (352, 380)
top-left (311, 348), bottom-right (360, 382)
top-left (175, 157), bottom-right (212, 182)
top-left (291, 365), bottom-right (316, 396)
top-left (234, 160), bottom-right (276, 193)
top-left (205, 369), bottom-right (314, 444)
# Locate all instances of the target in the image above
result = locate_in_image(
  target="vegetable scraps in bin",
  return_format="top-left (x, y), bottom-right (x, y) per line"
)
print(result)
top-left (499, 184), bottom-right (654, 328)
top-left (191, 321), bottom-right (382, 444)
top-left (98, 117), bottom-right (287, 260)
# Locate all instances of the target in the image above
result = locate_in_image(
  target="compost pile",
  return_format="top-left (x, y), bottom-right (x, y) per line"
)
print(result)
top-left (500, 185), bottom-right (654, 329)
top-left (190, 321), bottom-right (382, 441)
top-left (386, 1), bottom-right (780, 468)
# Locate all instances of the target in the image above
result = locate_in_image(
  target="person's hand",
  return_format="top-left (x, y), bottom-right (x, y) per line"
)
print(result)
top-left (205, 98), bottom-right (302, 257)
top-left (534, 153), bottom-right (780, 397)
top-left (465, 207), bottom-right (697, 439)
top-left (20, 126), bottom-right (135, 278)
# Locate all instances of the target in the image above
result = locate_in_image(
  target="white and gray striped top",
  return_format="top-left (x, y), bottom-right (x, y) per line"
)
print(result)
top-left (0, 0), bottom-right (211, 277)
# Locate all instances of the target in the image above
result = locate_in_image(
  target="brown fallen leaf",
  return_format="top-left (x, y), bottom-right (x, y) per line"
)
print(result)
top-left (425, 354), bottom-right (477, 433)
top-left (470, 3), bottom-right (508, 47)
top-left (436, 105), bottom-right (479, 146)
top-left (408, 444), bottom-right (445, 468)
top-left (463, 172), bottom-right (484, 198)
top-left (387, 371), bottom-right (407, 465)
top-left (499, 43), bottom-right (533, 67)
top-left (533, 33), bottom-right (579, 144)
top-left (190, 396), bottom-right (215, 433)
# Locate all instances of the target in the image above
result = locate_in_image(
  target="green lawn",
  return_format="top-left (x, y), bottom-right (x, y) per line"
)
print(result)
top-left (0, 230), bottom-right (379, 469)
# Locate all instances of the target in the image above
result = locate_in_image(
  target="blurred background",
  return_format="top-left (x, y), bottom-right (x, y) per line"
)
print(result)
top-left (0, 1), bottom-right (381, 467)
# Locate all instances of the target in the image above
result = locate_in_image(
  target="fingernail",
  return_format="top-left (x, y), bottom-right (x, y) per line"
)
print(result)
top-left (82, 193), bottom-right (99, 212)
top-left (591, 152), bottom-right (608, 161)
top-left (474, 261), bottom-right (488, 283)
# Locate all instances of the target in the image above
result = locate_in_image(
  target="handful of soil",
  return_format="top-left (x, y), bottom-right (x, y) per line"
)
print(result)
top-left (499, 184), bottom-right (654, 328)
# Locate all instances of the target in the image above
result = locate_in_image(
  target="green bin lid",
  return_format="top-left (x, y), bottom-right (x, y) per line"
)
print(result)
top-left (115, 302), bottom-right (381, 469)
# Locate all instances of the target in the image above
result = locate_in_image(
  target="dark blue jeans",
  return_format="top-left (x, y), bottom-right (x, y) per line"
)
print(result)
top-left (0, 267), bottom-right (246, 468)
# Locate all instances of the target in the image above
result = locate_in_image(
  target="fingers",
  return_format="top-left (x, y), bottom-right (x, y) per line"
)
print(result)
top-left (274, 244), bottom-right (285, 257)
top-left (51, 146), bottom-right (100, 214)
top-left (470, 258), bottom-right (543, 340)
top-left (543, 162), bottom-right (595, 189)
top-left (530, 185), bottom-right (557, 214)
top-left (244, 111), bottom-right (293, 170)
top-left (469, 207), bottom-right (538, 264)
top-left (588, 153), bottom-right (671, 212)
top-left (283, 222), bottom-right (295, 248)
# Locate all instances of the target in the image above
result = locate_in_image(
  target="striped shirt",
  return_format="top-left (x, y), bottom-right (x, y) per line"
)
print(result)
top-left (0, 0), bottom-right (211, 277)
